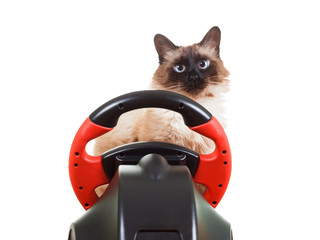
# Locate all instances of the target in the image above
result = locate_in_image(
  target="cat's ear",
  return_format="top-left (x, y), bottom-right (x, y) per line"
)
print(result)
top-left (154, 34), bottom-right (178, 63)
top-left (199, 26), bottom-right (221, 57)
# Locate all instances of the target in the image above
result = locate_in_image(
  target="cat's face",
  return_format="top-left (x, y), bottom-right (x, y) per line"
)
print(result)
top-left (152, 27), bottom-right (229, 99)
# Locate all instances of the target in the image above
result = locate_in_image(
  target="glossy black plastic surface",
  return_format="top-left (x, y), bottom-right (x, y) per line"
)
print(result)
top-left (70, 154), bottom-right (231, 240)
top-left (102, 142), bottom-right (200, 181)
top-left (89, 90), bottom-right (212, 128)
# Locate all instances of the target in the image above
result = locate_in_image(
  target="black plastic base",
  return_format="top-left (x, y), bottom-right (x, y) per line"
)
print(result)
top-left (69, 154), bottom-right (231, 240)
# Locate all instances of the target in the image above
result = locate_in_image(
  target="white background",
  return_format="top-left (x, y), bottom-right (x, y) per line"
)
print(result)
top-left (1, 1), bottom-right (319, 239)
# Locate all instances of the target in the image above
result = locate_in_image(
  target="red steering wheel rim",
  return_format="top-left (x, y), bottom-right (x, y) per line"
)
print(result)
top-left (190, 117), bottom-right (231, 208)
top-left (69, 91), bottom-right (231, 210)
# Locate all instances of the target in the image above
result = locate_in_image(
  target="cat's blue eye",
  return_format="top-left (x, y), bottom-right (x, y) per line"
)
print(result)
top-left (198, 60), bottom-right (210, 70)
top-left (173, 64), bottom-right (186, 73)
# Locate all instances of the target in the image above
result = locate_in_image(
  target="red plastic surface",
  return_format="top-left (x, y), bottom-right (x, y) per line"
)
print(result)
top-left (70, 116), bottom-right (231, 210)
top-left (69, 118), bottom-right (113, 210)
top-left (190, 117), bottom-right (232, 208)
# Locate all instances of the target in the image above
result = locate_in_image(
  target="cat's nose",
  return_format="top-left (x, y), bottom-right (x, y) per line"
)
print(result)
top-left (188, 72), bottom-right (200, 82)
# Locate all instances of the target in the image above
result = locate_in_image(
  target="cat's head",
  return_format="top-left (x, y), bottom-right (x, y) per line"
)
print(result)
top-left (152, 26), bottom-right (229, 99)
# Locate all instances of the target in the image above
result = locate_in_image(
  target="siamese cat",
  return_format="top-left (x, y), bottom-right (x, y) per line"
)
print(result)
top-left (94, 26), bottom-right (230, 196)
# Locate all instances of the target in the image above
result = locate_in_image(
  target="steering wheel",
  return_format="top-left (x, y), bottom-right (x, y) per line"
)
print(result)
top-left (69, 90), bottom-right (231, 210)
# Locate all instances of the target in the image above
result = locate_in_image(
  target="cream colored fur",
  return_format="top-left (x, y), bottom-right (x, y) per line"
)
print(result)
top-left (93, 82), bottom-right (229, 197)
top-left (93, 81), bottom-right (229, 156)
top-left (93, 27), bottom-right (229, 197)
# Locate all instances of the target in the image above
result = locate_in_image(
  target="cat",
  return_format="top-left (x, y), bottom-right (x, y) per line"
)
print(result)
top-left (93, 26), bottom-right (230, 196)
